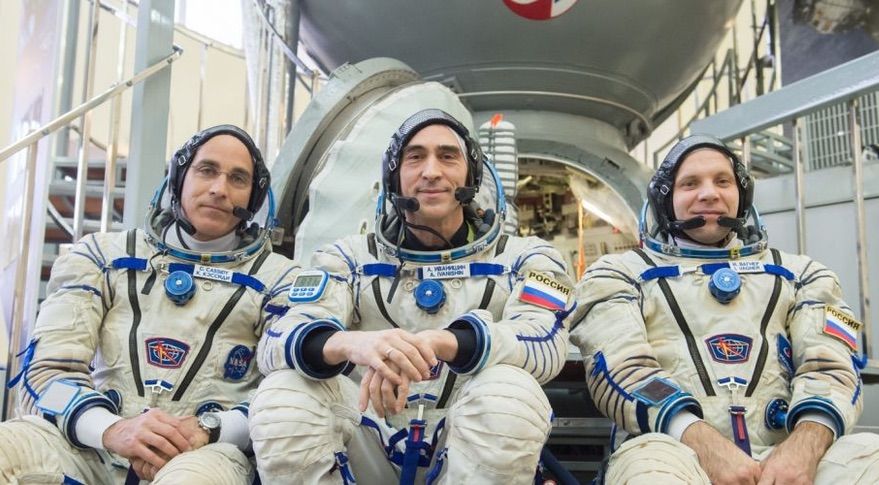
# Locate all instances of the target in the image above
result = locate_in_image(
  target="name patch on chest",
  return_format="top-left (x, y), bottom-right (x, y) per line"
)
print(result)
top-left (146, 338), bottom-right (190, 368)
top-left (421, 263), bottom-right (470, 280)
top-left (823, 306), bottom-right (861, 351)
top-left (519, 271), bottom-right (571, 311)
top-left (193, 265), bottom-right (234, 283)
top-left (728, 260), bottom-right (765, 273)
top-left (706, 334), bottom-right (753, 363)
top-left (224, 345), bottom-right (254, 380)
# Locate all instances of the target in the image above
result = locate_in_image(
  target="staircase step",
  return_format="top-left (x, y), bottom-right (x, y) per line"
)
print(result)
top-left (44, 218), bottom-right (125, 242)
top-left (53, 156), bottom-right (127, 169)
top-left (49, 181), bottom-right (126, 199)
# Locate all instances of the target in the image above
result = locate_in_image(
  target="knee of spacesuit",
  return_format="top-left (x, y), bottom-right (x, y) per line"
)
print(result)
top-left (815, 432), bottom-right (879, 483)
top-left (444, 365), bottom-right (551, 480)
top-left (250, 369), bottom-right (358, 481)
top-left (0, 417), bottom-right (76, 484)
top-left (152, 443), bottom-right (251, 485)
top-left (605, 432), bottom-right (709, 484)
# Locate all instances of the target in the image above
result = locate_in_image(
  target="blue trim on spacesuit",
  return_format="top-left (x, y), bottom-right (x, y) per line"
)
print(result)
top-left (65, 391), bottom-right (119, 449)
top-left (59, 284), bottom-right (102, 297)
top-left (639, 262), bottom-right (796, 282)
top-left (655, 394), bottom-right (702, 434)
top-left (290, 319), bottom-right (348, 379)
top-left (785, 397), bottom-right (845, 437)
top-left (111, 257), bottom-right (148, 271)
top-left (446, 313), bottom-right (491, 375)
top-left (166, 263), bottom-right (267, 293)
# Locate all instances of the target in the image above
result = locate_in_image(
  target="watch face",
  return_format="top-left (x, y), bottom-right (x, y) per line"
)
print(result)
top-left (200, 412), bottom-right (221, 429)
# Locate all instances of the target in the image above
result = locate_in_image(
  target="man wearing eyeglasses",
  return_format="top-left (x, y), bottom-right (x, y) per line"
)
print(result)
top-left (0, 125), bottom-right (300, 484)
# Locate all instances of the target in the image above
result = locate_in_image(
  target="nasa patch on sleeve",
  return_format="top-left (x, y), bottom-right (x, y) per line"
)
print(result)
top-left (224, 345), bottom-right (255, 380)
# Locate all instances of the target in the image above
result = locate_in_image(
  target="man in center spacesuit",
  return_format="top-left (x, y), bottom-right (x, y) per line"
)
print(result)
top-left (0, 125), bottom-right (300, 484)
top-left (569, 134), bottom-right (879, 484)
top-left (250, 108), bottom-right (573, 484)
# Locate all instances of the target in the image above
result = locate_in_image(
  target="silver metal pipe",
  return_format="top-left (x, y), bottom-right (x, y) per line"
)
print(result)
top-left (284, 0), bottom-right (300, 134)
top-left (101, 0), bottom-right (129, 232)
top-left (769, 0), bottom-right (782, 91)
top-left (57, 0), bottom-right (82, 156)
top-left (3, 143), bottom-right (39, 420)
top-left (73, 0), bottom-right (102, 241)
top-left (0, 47), bottom-right (181, 164)
top-left (248, 0), bottom-right (314, 75)
top-left (197, 43), bottom-right (208, 131)
top-left (792, 117), bottom-right (806, 254)
top-left (741, 134), bottom-right (751, 170)
top-left (254, 21), bottom-right (267, 151)
top-left (848, 99), bottom-right (872, 358)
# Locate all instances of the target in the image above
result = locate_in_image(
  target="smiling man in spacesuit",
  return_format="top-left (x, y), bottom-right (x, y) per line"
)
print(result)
top-left (0, 125), bottom-right (299, 484)
top-left (570, 134), bottom-right (879, 484)
top-left (250, 109), bottom-right (573, 484)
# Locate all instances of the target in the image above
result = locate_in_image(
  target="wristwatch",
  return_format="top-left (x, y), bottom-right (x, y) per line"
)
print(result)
top-left (197, 412), bottom-right (222, 444)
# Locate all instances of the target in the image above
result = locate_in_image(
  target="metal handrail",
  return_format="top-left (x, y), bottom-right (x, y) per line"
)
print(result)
top-left (690, 53), bottom-right (878, 364)
top-left (0, 46), bottom-right (181, 163)
top-left (1, 42), bottom-right (181, 420)
top-left (249, 0), bottom-right (316, 77)
top-left (651, 1), bottom-right (778, 165)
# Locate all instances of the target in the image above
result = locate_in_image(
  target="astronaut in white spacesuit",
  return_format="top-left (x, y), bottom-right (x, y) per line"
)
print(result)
top-left (250, 109), bottom-right (573, 484)
top-left (0, 125), bottom-right (299, 484)
top-left (570, 134), bottom-right (879, 484)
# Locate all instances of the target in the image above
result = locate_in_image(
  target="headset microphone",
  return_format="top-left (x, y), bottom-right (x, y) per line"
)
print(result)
top-left (454, 186), bottom-right (477, 204)
top-left (391, 194), bottom-right (420, 213)
top-left (669, 216), bottom-right (706, 232)
top-left (233, 206), bottom-right (253, 221)
top-left (717, 216), bottom-right (747, 228)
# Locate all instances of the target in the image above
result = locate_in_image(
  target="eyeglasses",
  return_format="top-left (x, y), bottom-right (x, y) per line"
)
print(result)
top-left (191, 163), bottom-right (252, 189)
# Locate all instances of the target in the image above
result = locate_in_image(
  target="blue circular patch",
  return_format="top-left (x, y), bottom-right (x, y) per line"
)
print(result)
top-left (709, 268), bottom-right (741, 304)
top-left (764, 398), bottom-right (789, 430)
top-left (165, 270), bottom-right (196, 305)
top-left (414, 280), bottom-right (446, 314)
top-left (224, 345), bottom-right (254, 380)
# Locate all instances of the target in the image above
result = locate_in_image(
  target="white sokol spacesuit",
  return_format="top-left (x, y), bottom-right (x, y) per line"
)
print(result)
top-left (0, 126), bottom-right (299, 485)
top-left (250, 110), bottom-right (573, 485)
top-left (570, 135), bottom-right (879, 483)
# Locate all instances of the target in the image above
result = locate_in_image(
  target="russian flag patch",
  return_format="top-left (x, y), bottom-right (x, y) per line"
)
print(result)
top-left (823, 306), bottom-right (862, 351)
top-left (519, 271), bottom-right (571, 311)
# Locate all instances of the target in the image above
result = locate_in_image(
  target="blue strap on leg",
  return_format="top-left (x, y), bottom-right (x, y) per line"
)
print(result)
top-left (424, 447), bottom-right (447, 485)
top-left (334, 452), bottom-right (357, 485)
